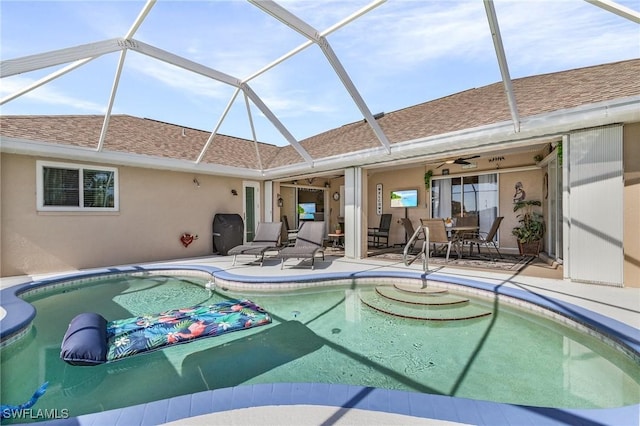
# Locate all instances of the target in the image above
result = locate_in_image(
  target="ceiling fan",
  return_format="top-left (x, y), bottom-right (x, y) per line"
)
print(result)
top-left (434, 155), bottom-right (480, 169)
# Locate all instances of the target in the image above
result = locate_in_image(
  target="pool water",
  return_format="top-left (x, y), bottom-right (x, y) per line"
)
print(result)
top-left (1, 273), bottom-right (639, 422)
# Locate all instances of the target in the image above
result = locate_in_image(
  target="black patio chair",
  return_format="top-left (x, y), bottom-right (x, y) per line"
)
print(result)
top-left (368, 213), bottom-right (392, 248)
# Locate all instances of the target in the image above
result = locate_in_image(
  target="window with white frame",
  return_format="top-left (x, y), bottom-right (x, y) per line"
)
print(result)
top-left (37, 161), bottom-right (118, 211)
top-left (431, 173), bottom-right (498, 236)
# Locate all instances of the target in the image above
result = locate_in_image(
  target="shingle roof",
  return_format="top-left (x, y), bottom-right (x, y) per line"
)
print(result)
top-left (293, 59), bottom-right (640, 162)
top-left (0, 115), bottom-right (280, 170)
top-left (2, 59), bottom-right (638, 171)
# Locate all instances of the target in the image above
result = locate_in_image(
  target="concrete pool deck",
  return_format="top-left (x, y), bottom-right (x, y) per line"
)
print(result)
top-left (1, 253), bottom-right (639, 425)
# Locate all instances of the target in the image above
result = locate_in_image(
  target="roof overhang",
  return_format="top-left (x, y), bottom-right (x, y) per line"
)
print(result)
top-left (0, 137), bottom-right (265, 179)
top-left (2, 95), bottom-right (638, 180)
top-left (262, 95), bottom-right (640, 179)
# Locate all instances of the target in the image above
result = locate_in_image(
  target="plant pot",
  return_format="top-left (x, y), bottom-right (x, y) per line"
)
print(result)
top-left (518, 240), bottom-right (541, 256)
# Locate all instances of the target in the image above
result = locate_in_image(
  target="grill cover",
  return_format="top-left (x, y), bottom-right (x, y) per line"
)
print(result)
top-left (212, 213), bottom-right (243, 255)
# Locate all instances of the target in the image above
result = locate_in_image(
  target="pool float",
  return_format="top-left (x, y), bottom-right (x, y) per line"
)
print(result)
top-left (60, 299), bottom-right (271, 366)
top-left (1, 382), bottom-right (48, 418)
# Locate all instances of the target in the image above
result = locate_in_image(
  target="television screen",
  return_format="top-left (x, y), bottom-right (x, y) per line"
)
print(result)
top-left (390, 189), bottom-right (418, 208)
top-left (298, 203), bottom-right (316, 220)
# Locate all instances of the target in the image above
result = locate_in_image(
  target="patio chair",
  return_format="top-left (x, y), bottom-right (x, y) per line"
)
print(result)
top-left (454, 215), bottom-right (478, 250)
top-left (464, 216), bottom-right (504, 260)
top-left (277, 221), bottom-right (326, 269)
top-left (420, 218), bottom-right (455, 262)
top-left (227, 222), bottom-right (282, 266)
top-left (368, 213), bottom-right (392, 248)
top-left (400, 218), bottom-right (424, 254)
top-left (455, 215), bottom-right (478, 228)
top-left (282, 215), bottom-right (298, 246)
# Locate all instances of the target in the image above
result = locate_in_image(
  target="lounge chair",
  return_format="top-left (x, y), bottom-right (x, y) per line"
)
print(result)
top-left (420, 218), bottom-right (456, 262)
top-left (277, 221), bottom-right (325, 269)
top-left (464, 216), bottom-right (504, 260)
top-left (227, 222), bottom-right (282, 266)
top-left (368, 213), bottom-right (392, 248)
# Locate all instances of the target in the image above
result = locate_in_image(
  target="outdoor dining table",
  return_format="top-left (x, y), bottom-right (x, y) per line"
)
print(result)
top-left (447, 225), bottom-right (479, 257)
top-left (327, 232), bottom-right (344, 248)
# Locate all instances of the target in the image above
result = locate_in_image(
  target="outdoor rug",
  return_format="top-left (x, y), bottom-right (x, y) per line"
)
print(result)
top-left (368, 249), bottom-right (536, 272)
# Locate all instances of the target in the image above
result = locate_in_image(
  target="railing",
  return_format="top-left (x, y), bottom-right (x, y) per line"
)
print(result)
top-left (403, 225), bottom-right (429, 271)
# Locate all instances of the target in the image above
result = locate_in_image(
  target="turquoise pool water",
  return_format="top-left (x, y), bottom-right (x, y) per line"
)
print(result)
top-left (1, 273), bottom-right (639, 423)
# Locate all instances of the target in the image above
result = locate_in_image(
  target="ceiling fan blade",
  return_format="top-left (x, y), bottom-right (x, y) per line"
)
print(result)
top-left (435, 162), bottom-right (446, 169)
top-left (451, 154), bottom-right (480, 165)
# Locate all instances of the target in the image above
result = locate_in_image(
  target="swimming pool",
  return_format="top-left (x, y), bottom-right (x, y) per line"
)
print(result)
top-left (1, 267), bottom-right (639, 424)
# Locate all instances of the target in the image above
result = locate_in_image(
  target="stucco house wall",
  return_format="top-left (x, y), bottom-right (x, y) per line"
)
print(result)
top-left (0, 153), bottom-right (247, 277)
top-left (366, 167), bottom-right (429, 247)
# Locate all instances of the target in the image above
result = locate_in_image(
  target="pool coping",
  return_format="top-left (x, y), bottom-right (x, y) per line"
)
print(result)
top-left (2, 264), bottom-right (640, 426)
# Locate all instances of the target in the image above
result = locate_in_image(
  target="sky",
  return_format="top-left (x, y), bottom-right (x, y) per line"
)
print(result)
top-left (1, 0), bottom-right (639, 146)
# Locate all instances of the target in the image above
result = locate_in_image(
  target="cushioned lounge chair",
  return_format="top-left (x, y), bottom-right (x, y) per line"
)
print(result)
top-left (277, 221), bottom-right (325, 269)
top-left (227, 222), bottom-right (282, 266)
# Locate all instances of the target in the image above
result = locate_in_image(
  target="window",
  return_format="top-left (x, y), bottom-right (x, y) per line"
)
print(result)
top-left (37, 161), bottom-right (118, 211)
top-left (432, 173), bottom-right (498, 236)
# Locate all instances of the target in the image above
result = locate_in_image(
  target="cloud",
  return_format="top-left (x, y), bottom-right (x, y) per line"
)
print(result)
top-left (281, 0), bottom-right (378, 30)
top-left (124, 53), bottom-right (234, 101)
top-left (332, 2), bottom-right (490, 69)
top-left (493, 1), bottom-right (640, 73)
top-left (2, 0), bottom-right (637, 141)
top-left (1, 76), bottom-right (105, 113)
top-left (328, 0), bottom-right (639, 76)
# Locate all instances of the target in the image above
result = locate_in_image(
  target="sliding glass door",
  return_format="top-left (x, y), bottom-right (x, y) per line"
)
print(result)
top-left (432, 173), bottom-right (498, 235)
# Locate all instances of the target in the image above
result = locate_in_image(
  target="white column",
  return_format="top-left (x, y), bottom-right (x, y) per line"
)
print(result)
top-left (264, 180), bottom-right (274, 222)
top-left (344, 167), bottom-right (365, 259)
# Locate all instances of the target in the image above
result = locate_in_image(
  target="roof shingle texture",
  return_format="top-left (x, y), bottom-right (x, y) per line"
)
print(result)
top-left (2, 59), bottom-right (638, 170)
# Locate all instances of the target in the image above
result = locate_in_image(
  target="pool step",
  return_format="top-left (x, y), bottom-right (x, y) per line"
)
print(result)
top-left (360, 287), bottom-right (492, 321)
top-left (393, 283), bottom-right (448, 295)
top-left (376, 286), bottom-right (468, 306)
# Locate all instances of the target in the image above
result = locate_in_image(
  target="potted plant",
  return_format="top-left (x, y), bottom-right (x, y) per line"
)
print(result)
top-left (424, 169), bottom-right (433, 190)
top-left (512, 200), bottom-right (545, 255)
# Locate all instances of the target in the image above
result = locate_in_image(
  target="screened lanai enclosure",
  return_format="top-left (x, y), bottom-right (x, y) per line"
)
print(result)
top-left (2, 0), bottom-right (638, 171)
